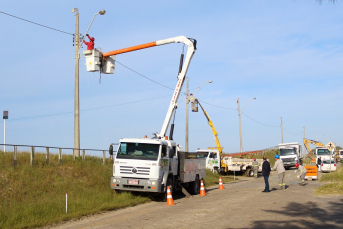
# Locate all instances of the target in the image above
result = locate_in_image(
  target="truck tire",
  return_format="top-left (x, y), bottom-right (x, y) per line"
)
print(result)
top-left (246, 169), bottom-right (254, 177)
top-left (190, 175), bottom-right (200, 195)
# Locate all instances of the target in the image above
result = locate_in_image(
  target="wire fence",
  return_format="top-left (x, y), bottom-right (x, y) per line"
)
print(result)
top-left (0, 143), bottom-right (117, 167)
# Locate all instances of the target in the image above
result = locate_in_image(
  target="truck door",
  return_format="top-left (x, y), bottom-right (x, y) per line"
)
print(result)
top-left (169, 146), bottom-right (178, 175)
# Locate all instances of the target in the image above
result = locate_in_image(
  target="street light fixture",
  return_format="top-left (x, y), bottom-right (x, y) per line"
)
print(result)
top-left (281, 117), bottom-right (294, 143)
top-left (185, 79), bottom-right (213, 152)
top-left (237, 97), bottom-right (256, 153)
top-left (72, 9), bottom-right (105, 158)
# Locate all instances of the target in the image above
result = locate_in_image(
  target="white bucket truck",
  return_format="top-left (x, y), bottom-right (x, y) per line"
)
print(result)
top-left (278, 142), bottom-right (302, 169)
top-left (86, 36), bottom-right (206, 197)
top-left (111, 138), bottom-right (206, 196)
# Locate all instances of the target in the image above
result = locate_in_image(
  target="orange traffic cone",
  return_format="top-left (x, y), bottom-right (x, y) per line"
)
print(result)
top-left (166, 186), bottom-right (175, 206)
top-left (200, 179), bottom-right (206, 196)
top-left (219, 177), bottom-right (224, 190)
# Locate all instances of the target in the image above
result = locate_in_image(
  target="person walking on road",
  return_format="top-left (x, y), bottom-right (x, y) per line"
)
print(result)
top-left (262, 157), bottom-right (271, 192)
top-left (295, 163), bottom-right (307, 186)
top-left (272, 154), bottom-right (286, 190)
top-left (317, 157), bottom-right (322, 172)
top-left (252, 158), bottom-right (259, 179)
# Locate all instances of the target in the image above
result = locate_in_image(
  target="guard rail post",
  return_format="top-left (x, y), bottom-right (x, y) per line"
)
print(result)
top-left (59, 148), bottom-right (62, 164)
top-left (46, 147), bottom-right (49, 165)
top-left (30, 146), bottom-right (35, 166)
top-left (82, 150), bottom-right (85, 161)
top-left (14, 145), bottom-right (17, 168)
top-left (103, 150), bottom-right (105, 164)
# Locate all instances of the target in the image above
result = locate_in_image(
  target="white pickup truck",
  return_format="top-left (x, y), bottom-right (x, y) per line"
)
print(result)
top-left (111, 138), bottom-right (206, 197)
top-left (222, 156), bottom-right (263, 176)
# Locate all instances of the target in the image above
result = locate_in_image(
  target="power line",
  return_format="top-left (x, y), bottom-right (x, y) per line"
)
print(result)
top-left (0, 10), bottom-right (73, 35)
top-left (8, 94), bottom-right (171, 121)
top-left (116, 60), bottom-right (175, 91)
top-left (283, 127), bottom-right (303, 135)
top-left (240, 111), bottom-right (279, 128)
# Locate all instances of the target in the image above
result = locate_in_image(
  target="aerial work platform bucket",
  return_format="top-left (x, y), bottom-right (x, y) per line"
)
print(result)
top-left (83, 49), bottom-right (115, 74)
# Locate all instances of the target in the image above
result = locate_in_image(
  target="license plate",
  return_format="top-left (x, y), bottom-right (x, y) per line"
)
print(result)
top-left (128, 180), bottom-right (139, 185)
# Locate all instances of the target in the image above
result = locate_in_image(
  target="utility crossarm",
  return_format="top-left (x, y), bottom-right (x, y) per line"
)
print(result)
top-left (197, 100), bottom-right (223, 154)
top-left (102, 36), bottom-right (196, 139)
top-left (303, 138), bottom-right (325, 158)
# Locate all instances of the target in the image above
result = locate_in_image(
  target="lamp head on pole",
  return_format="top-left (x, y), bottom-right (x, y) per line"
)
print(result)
top-left (99, 9), bottom-right (106, 15)
top-left (72, 8), bottom-right (79, 13)
top-left (208, 80), bottom-right (213, 83)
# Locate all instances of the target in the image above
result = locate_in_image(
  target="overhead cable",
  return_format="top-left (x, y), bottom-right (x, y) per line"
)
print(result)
top-left (0, 10), bottom-right (73, 35)
top-left (283, 127), bottom-right (303, 135)
top-left (8, 95), bottom-right (171, 121)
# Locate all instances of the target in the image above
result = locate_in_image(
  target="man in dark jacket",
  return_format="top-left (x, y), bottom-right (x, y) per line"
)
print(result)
top-left (262, 156), bottom-right (271, 192)
top-left (317, 157), bottom-right (322, 172)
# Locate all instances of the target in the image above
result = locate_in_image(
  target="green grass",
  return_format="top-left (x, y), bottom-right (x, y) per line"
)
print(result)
top-left (204, 170), bottom-right (235, 187)
top-left (0, 151), bottom-right (150, 229)
top-left (0, 151), bottom-right (236, 228)
top-left (315, 164), bottom-right (343, 195)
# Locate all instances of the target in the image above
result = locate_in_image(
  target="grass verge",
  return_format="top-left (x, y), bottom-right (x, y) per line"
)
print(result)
top-left (0, 152), bottom-right (150, 229)
top-left (314, 164), bottom-right (343, 195)
top-left (1, 151), bottom-right (235, 228)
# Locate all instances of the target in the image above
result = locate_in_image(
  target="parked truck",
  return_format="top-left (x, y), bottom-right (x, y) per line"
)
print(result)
top-left (85, 35), bottom-right (206, 198)
top-left (111, 138), bottom-right (206, 197)
top-left (222, 156), bottom-right (263, 176)
top-left (278, 142), bottom-right (302, 169)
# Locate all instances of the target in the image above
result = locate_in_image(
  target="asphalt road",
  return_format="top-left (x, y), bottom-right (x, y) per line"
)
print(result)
top-left (49, 168), bottom-right (343, 229)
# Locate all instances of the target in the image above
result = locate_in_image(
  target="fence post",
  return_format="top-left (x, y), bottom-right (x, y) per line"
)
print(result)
top-left (30, 146), bottom-right (35, 166)
top-left (59, 148), bottom-right (62, 164)
top-left (82, 150), bottom-right (85, 161)
top-left (46, 147), bottom-right (49, 165)
top-left (103, 150), bottom-right (106, 164)
top-left (14, 145), bottom-right (17, 168)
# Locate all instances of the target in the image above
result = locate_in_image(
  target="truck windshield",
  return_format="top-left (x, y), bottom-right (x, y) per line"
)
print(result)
top-left (116, 142), bottom-right (159, 160)
top-left (317, 149), bottom-right (330, 155)
top-left (280, 148), bottom-right (296, 156)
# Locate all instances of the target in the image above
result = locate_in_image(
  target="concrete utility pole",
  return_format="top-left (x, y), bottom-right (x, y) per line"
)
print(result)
top-left (74, 9), bottom-right (80, 157)
top-left (281, 117), bottom-right (283, 143)
top-left (185, 77), bottom-right (189, 152)
top-left (237, 98), bottom-right (243, 153)
top-left (3, 111), bottom-right (8, 152)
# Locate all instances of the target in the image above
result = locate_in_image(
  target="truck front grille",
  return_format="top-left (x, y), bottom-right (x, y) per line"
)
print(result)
top-left (282, 158), bottom-right (295, 162)
top-left (120, 166), bottom-right (150, 175)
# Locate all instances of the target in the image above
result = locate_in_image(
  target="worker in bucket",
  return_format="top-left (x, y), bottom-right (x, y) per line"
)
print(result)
top-left (189, 93), bottom-right (198, 112)
top-left (272, 154), bottom-right (286, 190)
top-left (83, 34), bottom-right (95, 50)
top-left (252, 158), bottom-right (259, 179)
top-left (295, 163), bottom-right (307, 186)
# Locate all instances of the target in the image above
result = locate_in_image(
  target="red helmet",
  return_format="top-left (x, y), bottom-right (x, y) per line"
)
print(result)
top-left (253, 158), bottom-right (256, 161)
top-left (295, 163), bottom-right (299, 168)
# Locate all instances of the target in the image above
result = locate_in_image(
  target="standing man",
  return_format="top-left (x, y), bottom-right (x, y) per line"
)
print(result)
top-left (262, 156), bottom-right (271, 192)
top-left (317, 156), bottom-right (322, 172)
top-left (252, 158), bottom-right (259, 179)
top-left (295, 163), bottom-right (307, 186)
top-left (272, 154), bottom-right (286, 190)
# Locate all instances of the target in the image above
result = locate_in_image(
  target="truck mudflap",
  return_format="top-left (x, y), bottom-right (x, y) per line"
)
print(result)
top-left (111, 177), bottom-right (162, 193)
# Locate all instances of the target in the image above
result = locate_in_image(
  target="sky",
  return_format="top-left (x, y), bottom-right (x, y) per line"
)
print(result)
top-left (1, 0), bottom-right (342, 156)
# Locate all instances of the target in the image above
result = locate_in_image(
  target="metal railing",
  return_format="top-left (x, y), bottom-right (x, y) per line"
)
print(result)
top-left (0, 143), bottom-right (118, 167)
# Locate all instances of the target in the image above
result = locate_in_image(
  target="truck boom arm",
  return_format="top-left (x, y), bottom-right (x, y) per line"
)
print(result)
top-left (303, 138), bottom-right (325, 158)
top-left (198, 101), bottom-right (223, 154)
top-left (102, 36), bottom-right (196, 139)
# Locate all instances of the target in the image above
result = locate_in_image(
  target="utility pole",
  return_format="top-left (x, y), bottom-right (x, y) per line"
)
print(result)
top-left (74, 10), bottom-right (80, 157)
top-left (281, 117), bottom-right (283, 143)
top-left (237, 98), bottom-right (243, 153)
top-left (185, 77), bottom-right (189, 152)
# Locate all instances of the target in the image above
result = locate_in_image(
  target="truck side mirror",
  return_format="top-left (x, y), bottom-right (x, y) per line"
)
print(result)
top-left (109, 145), bottom-right (113, 156)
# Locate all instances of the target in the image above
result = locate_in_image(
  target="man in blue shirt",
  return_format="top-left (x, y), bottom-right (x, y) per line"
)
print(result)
top-left (262, 157), bottom-right (271, 192)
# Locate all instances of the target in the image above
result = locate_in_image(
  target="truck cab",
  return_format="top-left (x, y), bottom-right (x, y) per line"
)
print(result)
top-left (278, 142), bottom-right (301, 168)
top-left (111, 138), bottom-right (178, 193)
top-left (196, 149), bottom-right (220, 173)
top-left (315, 147), bottom-right (334, 161)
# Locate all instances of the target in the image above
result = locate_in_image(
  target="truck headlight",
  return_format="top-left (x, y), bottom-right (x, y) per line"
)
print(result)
top-left (152, 181), bottom-right (155, 186)
top-left (113, 179), bottom-right (116, 183)
top-left (147, 181), bottom-right (152, 185)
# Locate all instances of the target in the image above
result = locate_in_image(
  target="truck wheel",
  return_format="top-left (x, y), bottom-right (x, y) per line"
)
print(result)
top-left (190, 175), bottom-right (200, 195)
top-left (246, 169), bottom-right (254, 177)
